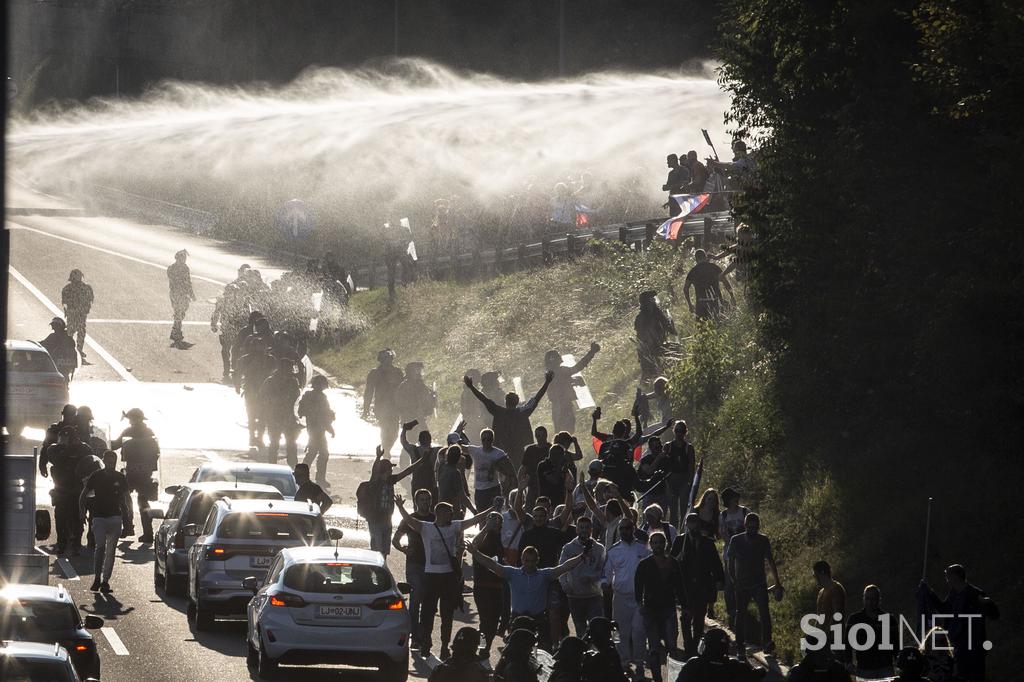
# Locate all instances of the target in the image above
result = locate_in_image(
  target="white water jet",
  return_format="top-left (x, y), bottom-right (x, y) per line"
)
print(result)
top-left (7, 59), bottom-right (733, 252)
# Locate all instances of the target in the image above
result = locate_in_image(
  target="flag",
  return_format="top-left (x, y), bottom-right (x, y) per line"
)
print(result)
top-left (656, 193), bottom-right (711, 240)
top-left (406, 240), bottom-right (418, 261)
top-left (575, 204), bottom-right (591, 228)
top-left (592, 434), bottom-right (644, 462)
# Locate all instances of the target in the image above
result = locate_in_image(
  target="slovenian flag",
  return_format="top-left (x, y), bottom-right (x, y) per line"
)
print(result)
top-left (656, 193), bottom-right (711, 240)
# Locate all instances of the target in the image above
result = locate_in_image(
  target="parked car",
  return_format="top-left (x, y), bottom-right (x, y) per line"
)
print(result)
top-left (186, 498), bottom-right (330, 630)
top-left (244, 544), bottom-right (410, 680)
top-left (189, 462), bottom-right (298, 499)
top-left (153, 482), bottom-right (284, 596)
top-left (0, 584), bottom-right (103, 679)
top-left (5, 340), bottom-right (69, 439)
top-left (0, 640), bottom-right (95, 681)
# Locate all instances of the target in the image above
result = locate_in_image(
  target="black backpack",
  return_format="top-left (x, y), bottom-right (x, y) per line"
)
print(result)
top-left (356, 481), bottom-right (377, 519)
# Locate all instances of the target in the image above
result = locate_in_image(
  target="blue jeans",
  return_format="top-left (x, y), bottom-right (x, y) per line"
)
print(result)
top-left (567, 595), bottom-right (603, 635)
top-left (368, 518), bottom-right (393, 557)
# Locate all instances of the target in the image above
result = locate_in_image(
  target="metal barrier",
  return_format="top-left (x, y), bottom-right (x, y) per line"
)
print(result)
top-left (65, 181), bottom-right (217, 235)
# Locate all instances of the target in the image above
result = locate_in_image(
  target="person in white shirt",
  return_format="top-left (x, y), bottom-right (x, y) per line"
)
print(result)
top-left (602, 517), bottom-right (652, 680)
top-left (558, 516), bottom-right (607, 634)
top-left (395, 494), bottom-right (493, 660)
top-left (464, 428), bottom-right (516, 512)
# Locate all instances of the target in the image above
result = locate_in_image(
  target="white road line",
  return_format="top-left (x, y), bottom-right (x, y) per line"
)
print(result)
top-left (88, 319), bottom-right (209, 325)
top-left (55, 556), bottom-right (80, 581)
top-left (8, 222), bottom-right (226, 285)
top-left (35, 546), bottom-right (50, 557)
top-left (101, 626), bottom-right (130, 656)
top-left (8, 265), bottom-right (139, 383)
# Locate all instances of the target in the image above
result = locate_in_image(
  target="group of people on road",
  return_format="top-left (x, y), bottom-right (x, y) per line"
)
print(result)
top-left (37, 403), bottom-right (160, 594)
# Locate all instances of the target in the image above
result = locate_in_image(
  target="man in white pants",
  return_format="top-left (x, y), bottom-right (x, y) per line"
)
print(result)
top-left (602, 516), bottom-right (652, 681)
top-left (79, 451), bottom-right (130, 593)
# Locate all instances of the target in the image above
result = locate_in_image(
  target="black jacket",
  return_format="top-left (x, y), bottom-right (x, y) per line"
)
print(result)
top-left (672, 531), bottom-right (725, 605)
top-left (634, 555), bottom-right (685, 609)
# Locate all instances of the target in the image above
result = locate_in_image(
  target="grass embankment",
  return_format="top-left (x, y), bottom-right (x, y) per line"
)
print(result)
top-left (313, 242), bottom-right (832, 665)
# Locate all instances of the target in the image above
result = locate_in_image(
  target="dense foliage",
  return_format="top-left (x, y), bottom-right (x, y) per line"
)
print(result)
top-left (716, 0), bottom-right (1024, 670)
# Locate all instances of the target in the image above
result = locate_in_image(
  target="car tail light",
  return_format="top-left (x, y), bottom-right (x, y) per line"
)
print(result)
top-left (268, 592), bottom-right (305, 608)
top-left (68, 639), bottom-right (92, 653)
top-left (204, 546), bottom-right (227, 560)
top-left (370, 596), bottom-right (404, 611)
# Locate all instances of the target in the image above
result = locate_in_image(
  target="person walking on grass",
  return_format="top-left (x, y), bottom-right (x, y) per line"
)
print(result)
top-left (729, 512), bottom-right (783, 657)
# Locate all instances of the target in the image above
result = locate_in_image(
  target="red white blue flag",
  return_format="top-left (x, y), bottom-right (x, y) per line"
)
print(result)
top-left (656, 193), bottom-right (711, 240)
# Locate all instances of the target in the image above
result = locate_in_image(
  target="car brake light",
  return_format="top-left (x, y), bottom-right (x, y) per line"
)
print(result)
top-left (255, 513), bottom-right (288, 517)
top-left (69, 639), bottom-right (92, 652)
top-left (204, 546), bottom-right (226, 560)
top-left (269, 592), bottom-right (305, 608)
top-left (370, 596), bottom-right (404, 611)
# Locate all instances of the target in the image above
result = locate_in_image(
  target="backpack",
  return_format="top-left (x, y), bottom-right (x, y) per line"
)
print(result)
top-left (356, 481), bottom-right (377, 519)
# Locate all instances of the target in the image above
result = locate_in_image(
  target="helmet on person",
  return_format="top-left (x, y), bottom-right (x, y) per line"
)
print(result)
top-left (122, 408), bottom-right (146, 421)
top-left (584, 616), bottom-right (617, 646)
top-left (60, 404), bottom-right (77, 418)
top-left (895, 647), bottom-right (927, 675)
top-left (698, 628), bottom-right (731, 659)
top-left (68, 269), bottom-right (83, 281)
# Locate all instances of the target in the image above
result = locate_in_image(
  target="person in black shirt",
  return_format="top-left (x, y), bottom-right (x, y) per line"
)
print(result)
top-left (521, 426), bottom-right (551, 510)
top-left (662, 154), bottom-right (690, 217)
top-left (400, 421), bottom-right (441, 501)
top-left (728, 513), bottom-right (783, 656)
top-left (392, 488), bottom-right (435, 649)
top-left (537, 445), bottom-right (577, 503)
top-left (673, 513), bottom-right (725, 657)
top-left (918, 563), bottom-right (999, 682)
top-left (684, 249), bottom-right (735, 321)
top-left (635, 531), bottom-right (684, 682)
top-left (293, 464), bottom-right (332, 513)
top-left (79, 451), bottom-right (130, 593)
top-left (464, 370), bottom-right (554, 472)
top-left (44, 426), bottom-right (93, 555)
top-left (845, 585), bottom-right (895, 677)
top-left (664, 421), bottom-right (696, 529)
top-left (470, 512), bottom-right (508, 657)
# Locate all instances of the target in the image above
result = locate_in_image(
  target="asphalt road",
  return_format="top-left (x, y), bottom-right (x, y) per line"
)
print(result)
top-left (6, 183), bottom-right (787, 681)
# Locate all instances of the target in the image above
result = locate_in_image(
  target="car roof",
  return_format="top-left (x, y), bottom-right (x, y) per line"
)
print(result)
top-left (280, 546), bottom-right (386, 568)
top-left (0, 583), bottom-right (72, 605)
top-left (197, 462), bottom-right (295, 475)
top-left (214, 499), bottom-right (322, 515)
top-left (0, 640), bottom-right (71, 661)
top-left (4, 340), bottom-right (46, 353)
top-left (184, 481), bottom-right (282, 496)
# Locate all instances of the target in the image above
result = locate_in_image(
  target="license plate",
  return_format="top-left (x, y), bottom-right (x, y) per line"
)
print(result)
top-left (317, 605), bottom-right (361, 618)
top-left (249, 555), bottom-right (272, 568)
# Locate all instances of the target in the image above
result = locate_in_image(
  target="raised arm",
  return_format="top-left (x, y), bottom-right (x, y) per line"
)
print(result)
top-left (568, 342), bottom-right (600, 374)
top-left (551, 549), bottom-right (587, 579)
top-left (513, 470), bottom-right (531, 524)
top-left (391, 522), bottom-right (409, 555)
top-left (463, 505), bottom-right (495, 527)
top-left (528, 370), bottom-right (555, 407)
top-left (463, 375), bottom-right (497, 411)
top-left (393, 454), bottom-right (425, 482)
top-left (557, 473), bottom-right (574, 530)
top-left (580, 478), bottom-right (607, 525)
top-left (568, 436), bottom-right (583, 462)
top-left (392, 494), bottom-right (423, 534)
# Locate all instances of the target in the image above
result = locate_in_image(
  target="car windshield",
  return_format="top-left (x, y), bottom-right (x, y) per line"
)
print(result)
top-left (0, 601), bottom-right (78, 636)
top-left (218, 513), bottom-right (323, 542)
top-left (198, 469), bottom-right (297, 497)
top-left (0, 657), bottom-right (77, 682)
top-left (5, 349), bottom-right (58, 373)
top-left (283, 563), bottom-right (392, 594)
top-left (186, 490), bottom-right (282, 525)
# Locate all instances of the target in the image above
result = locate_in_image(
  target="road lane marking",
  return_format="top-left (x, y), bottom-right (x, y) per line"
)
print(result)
top-left (8, 222), bottom-right (226, 285)
top-left (8, 266), bottom-right (139, 383)
top-left (55, 556), bottom-right (80, 580)
top-left (101, 626), bottom-right (130, 655)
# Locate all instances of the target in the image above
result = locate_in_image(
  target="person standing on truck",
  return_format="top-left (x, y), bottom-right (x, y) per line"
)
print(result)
top-left (61, 269), bottom-right (93, 360)
top-left (167, 249), bottom-right (196, 348)
top-left (110, 408), bottom-right (160, 543)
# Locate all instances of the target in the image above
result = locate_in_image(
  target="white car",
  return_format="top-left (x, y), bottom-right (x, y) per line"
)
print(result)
top-left (0, 641), bottom-right (91, 681)
top-left (186, 498), bottom-right (328, 630)
top-left (5, 340), bottom-right (69, 438)
top-left (189, 462), bottom-right (298, 499)
top-left (244, 545), bottom-right (410, 681)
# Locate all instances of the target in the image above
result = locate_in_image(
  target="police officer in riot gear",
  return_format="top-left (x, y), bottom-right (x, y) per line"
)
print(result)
top-left (110, 408), bottom-right (160, 542)
top-left (41, 426), bottom-right (93, 555)
top-left (167, 249), bottom-right (196, 347)
top-left (40, 318), bottom-right (78, 384)
top-left (61, 269), bottom-right (94, 359)
top-left (363, 349), bottom-right (404, 454)
top-left (676, 628), bottom-right (766, 682)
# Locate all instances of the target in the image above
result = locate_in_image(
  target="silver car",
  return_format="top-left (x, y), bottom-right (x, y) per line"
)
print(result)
top-left (0, 640), bottom-right (90, 682)
top-left (189, 462), bottom-right (298, 499)
top-left (152, 482), bottom-right (284, 597)
top-left (5, 340), bottom-right (69, 439)
top-left (186, 498), bottom-right (329, 630)
top-left (244, 546), bottom-right (410, 680)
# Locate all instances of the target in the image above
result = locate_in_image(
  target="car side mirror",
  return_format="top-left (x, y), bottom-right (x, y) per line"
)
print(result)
top-left (396, 582), bottom-right (411, 595)
top-left (165, 485), bottom-right (181, 495)
top-left (149, 508), bottom-right (165, 519)
top-left (242, 576), bottom-right (260, 593)
top-left (182, 524), bottom-right (200, 536)
top-left (83, 615), bottom-right (104, 629)
top-left (327, 527), bottom-right (344, 541)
